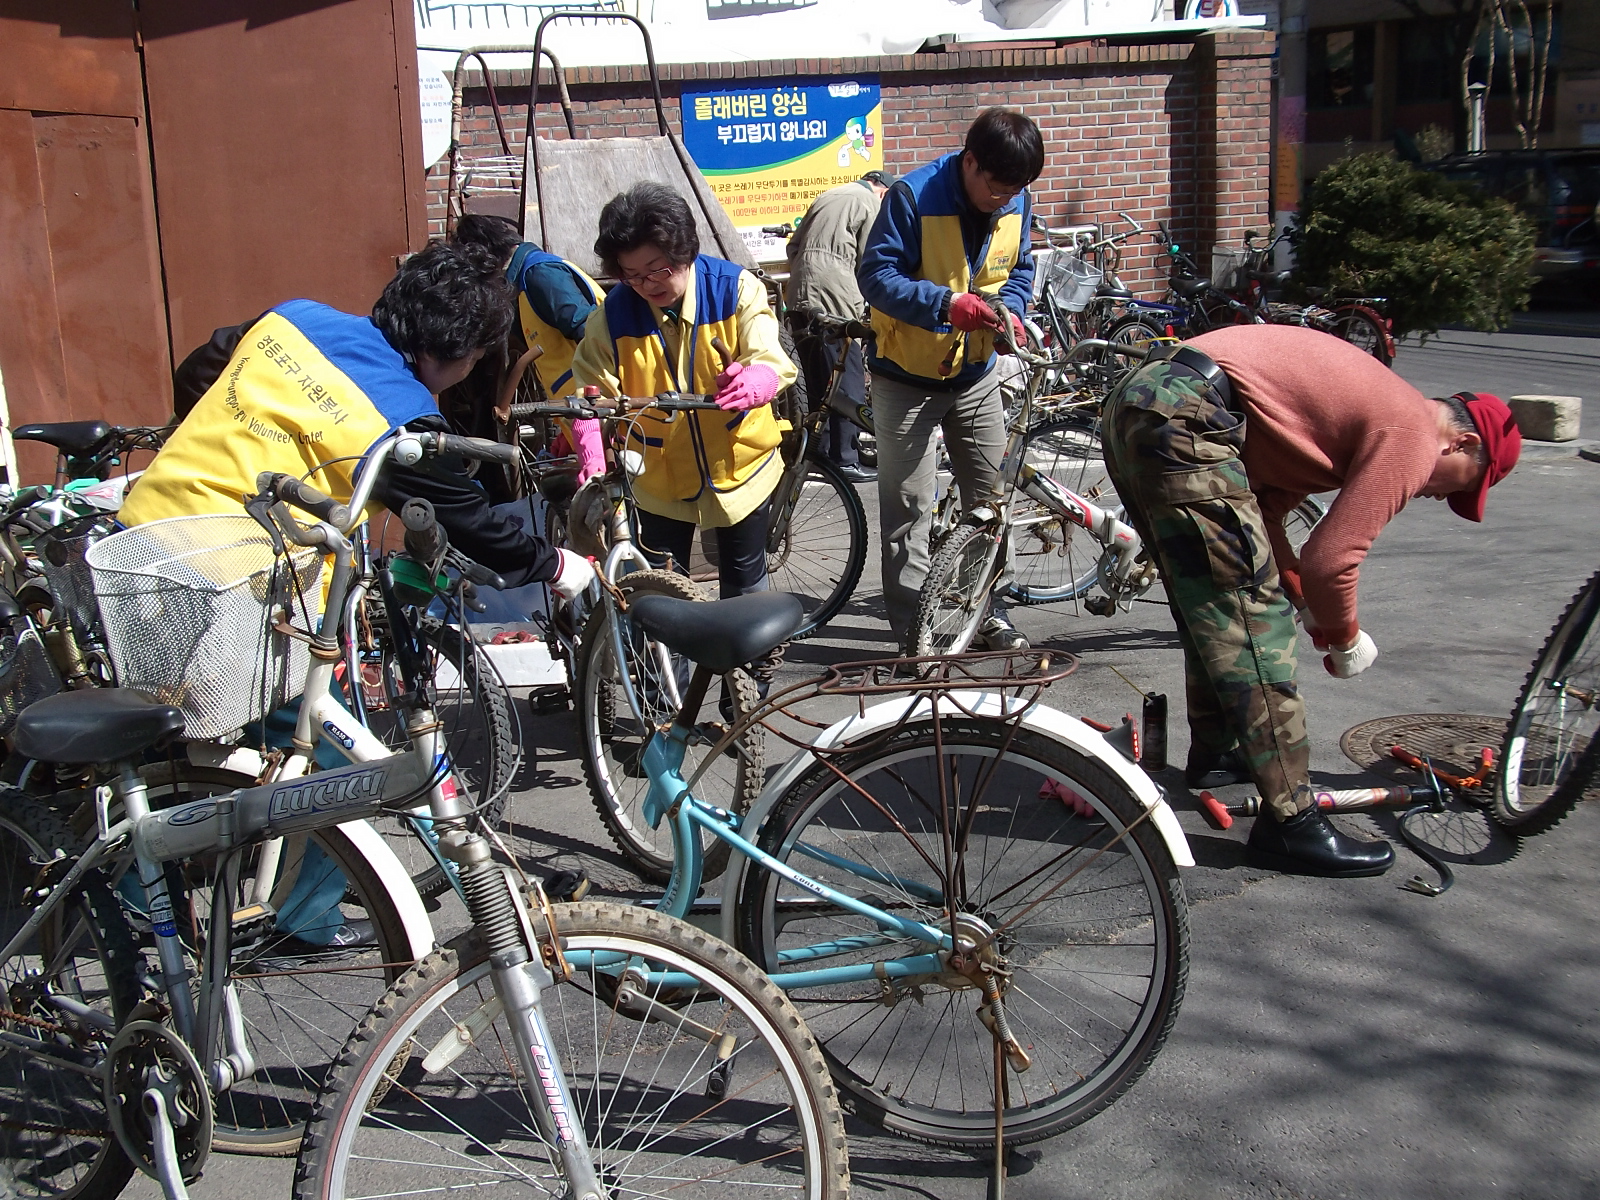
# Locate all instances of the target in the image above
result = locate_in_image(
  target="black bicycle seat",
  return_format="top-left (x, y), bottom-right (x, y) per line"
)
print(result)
top-left (1169, 275), bottom-right (1213, 299)
top-left (628, 590), bottom-right (805, 675)
top-left (536, 469), bottom-right (579, 506)
top-left (12, 421), bottom-right (114, 457)
top-left (14, 688), bottom-right (186, 764)
top-left (1095, 282), bottom-right (1134, 301)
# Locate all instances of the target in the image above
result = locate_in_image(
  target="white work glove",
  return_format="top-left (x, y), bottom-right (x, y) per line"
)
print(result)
top-left (549, 548), bottom-right (597, 601)
top-left (1323, 630), bottom-right (1378, 679)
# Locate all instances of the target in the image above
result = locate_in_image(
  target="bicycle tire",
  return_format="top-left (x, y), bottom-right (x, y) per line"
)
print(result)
top-left (139, 765), bottom-right (415, 1156)
top-left (1005, 412), bottom-right (1118, 605)
top-left (293, 901), bottom-right (850, 1200)
top-left (737, 719), bottom-right (1188, 1148)
top-left (1493, 569), bottom-right (1600, 836)
top-left (1332, 305), bottom-right (1394, 367)
top-left (358, 616), bottom-right (519, 899)
top-left (767, 455), bottom-right (869, 640)
top-left (574, 569), bottom-right (762, 884)
top-left (1104, 312), bottom-right (1167, 354)
top-left (0, 796), bottom-right (141, 1200)
top-left (911, 523), bottom-right (1002, 656)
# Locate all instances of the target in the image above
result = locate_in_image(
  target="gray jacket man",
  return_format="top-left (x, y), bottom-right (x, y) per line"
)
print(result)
top-left (785, 171), bottom-right (891, 479)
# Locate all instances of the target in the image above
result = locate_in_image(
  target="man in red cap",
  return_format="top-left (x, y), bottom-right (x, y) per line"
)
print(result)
top-left (1102, 325), bottom-right (1520, 877)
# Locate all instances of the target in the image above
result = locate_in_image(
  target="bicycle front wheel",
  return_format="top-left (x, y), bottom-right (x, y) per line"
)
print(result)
top-left (295, 902), bottom-right (850, 1200)
top-left (1494, 569), bottom-right (1600, 835)
top-left (1006, 413), bottom-right (1119, 605)
top-left (0, 797), bottom-right (141, 1200)
top-left (1332, 305), bottom-right (1394, 367)
top-left (737, 719), bottom-right (1189, 1148)
top-left (911, 523), bottom-right (1002, 656)
top-left (767, 455), bottom-right (868, 640)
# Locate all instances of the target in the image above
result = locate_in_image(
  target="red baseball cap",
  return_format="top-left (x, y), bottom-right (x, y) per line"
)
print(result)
top-left (1447, 392), bottom-right (1521, 522)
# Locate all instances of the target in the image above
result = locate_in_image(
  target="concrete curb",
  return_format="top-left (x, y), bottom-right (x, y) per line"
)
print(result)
top-left (1519, 438), bottom-right (1600, 461)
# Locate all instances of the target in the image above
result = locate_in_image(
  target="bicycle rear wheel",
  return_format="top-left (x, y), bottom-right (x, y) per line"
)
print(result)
top-left (140, 765), bottom-right (416, 1156)
top-left (766, 455), bottom-right (868, 640)
top-left (737, 719), bottom-right (1188, 1147)
top-left (1494, 569), bottom-right (1600, 835)
top-left (0, 797), bottom-right (140, 1200)
top-left (574, 570), bottom-right (762, 884)
top-left (1332, 305), bottom-right (1394, 367)
top-left (1006, 413), bottom-right (1119, 605)
top-left (294, 902), bottom-right (850, 1200)
top-left (911, 523), bottom-right (1002, 656)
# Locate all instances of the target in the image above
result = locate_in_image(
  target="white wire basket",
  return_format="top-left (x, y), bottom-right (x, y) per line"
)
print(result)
top-left (86, 514), bottom-right (324, 739)
top-left (1047, 254), bottom-right (1103, 313)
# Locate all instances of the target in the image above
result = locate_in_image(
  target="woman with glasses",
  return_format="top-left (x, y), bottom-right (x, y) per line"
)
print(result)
top-left (570, 181), bottom-right (796, 599)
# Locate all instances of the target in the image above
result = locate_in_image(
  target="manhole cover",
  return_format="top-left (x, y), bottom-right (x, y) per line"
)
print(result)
top-left (1339, 713), bottom-right (1506, 800)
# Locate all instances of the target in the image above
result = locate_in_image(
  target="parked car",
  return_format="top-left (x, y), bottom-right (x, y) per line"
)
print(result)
top-left (1423, 149), bottom-right (1600, 281)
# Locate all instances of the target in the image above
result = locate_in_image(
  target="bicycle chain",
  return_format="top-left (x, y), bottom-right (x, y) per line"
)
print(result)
top-left (0, 1004), bottom-right (108, 1045)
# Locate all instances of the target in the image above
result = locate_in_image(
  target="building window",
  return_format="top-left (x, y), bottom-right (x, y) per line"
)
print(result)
top-left (1397, 17), bottom-right (1459, 105)
top-left (1309, 27), bottom-right (1375, 110)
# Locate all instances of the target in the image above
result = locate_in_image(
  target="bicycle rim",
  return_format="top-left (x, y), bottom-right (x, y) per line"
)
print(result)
top-left (738, 721), bottom-right (1188, 1147)
top-left (767, 457), bottom-right (868, 640)
top-left (912, 524), bottom-right (1000, 656)
top-left (142, 765), bottom-right (415, 1155)
top-left (574, 571), bottom-right (760, 884)
top-left (1334, 307), bottom-right (1393, 366)
top-left (1007, 414), bottom-right (1116, 605)
top-left (1495, 570), bottom-right (1600, 834)
top-left (1282, 497), bottom-right (1326, 555)
top-left (0, 798), bottom-right (139, 1200)
top-left (296, 902), bottom-right (848, 1200)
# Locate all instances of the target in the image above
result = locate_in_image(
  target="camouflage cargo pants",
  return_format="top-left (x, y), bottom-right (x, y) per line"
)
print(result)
top-left (1103, 361), bottom-right (1310, 820)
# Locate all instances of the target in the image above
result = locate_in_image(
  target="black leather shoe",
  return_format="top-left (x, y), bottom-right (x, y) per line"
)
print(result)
top-left (1184, 748), bottom-right (1250, 789)
top-left (834, 462), bottom-right (877, 484)
top-left (1247, 807), bottom-right (1394, 877)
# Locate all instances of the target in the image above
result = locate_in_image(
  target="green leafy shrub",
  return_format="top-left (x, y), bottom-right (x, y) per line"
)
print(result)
top-left (1295, 152), bottom-right (1536, 338)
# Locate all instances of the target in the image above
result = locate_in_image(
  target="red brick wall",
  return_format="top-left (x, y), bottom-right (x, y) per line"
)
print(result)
top-left (432, 31), bottom-right (1275, 296)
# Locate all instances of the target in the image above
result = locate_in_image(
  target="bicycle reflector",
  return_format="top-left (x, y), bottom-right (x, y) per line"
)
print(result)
top-left (1104, 713), bottom-right (1141, 765)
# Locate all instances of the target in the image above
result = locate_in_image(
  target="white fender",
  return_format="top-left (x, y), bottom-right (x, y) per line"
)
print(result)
top-left (718, 691), bottom-right (1193, 945)
top-left (335, 818), bottom-right (436, 961)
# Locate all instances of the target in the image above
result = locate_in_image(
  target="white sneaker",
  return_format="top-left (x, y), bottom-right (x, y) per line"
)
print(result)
top-left (977, 615), bottom-right (1029, 652)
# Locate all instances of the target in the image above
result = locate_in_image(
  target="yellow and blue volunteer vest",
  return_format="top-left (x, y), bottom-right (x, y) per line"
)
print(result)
top-left (509, 244), bottom-right (601, 400)
top-left (607, 255), bottom-right (782, 505)
top-left (120, 300), bottom-right (439, 526)
top-left (870, 153), bottom-right (1026, 381)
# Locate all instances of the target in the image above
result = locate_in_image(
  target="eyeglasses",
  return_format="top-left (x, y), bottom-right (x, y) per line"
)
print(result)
top-left (980, 174), bottom-right (1026, 202)
top-left (619, 264), bottom-right (677, 287)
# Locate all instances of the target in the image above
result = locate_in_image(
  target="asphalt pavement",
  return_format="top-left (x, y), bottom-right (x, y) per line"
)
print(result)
top-left (128, 327), bottom-right (1600, 1200)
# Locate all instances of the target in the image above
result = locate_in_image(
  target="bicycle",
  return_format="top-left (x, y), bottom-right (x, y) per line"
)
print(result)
top-left (1102, 222), bottom-right (1261, 351)
top-left (1493, 566), bottom-right (1600, 835)
top-left (1, 432), bottom-right (848, 1200)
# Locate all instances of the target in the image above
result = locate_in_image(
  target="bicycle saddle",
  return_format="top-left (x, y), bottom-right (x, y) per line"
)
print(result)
top-left (1246, 268), bottom-right (1293, 285)
top-left (1169, 275), bottom-right (1213, 299)
top-left (14, 688), bottom-right (186, 764)
top-left (1095, 280), bottom-right (1134, 301)
top-left (628, 590), bottom-right (805, 675)
top-left (12, 421), bottom-right (114, 457)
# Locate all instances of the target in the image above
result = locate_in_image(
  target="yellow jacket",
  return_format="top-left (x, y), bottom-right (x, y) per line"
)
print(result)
top-left (507, 244), bottom-right (601, 400)
top-left (571, 255), bottom-right (795, 527)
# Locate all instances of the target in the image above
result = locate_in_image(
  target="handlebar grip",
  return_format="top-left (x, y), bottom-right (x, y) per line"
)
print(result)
top-left (401, 497), bottom-right (446, 562)
top-left (430, 433), bottom-right (521, 465)
top-left (255, 472), bottom-right (352, 529)
top-left (654, 393), bottom-right (725, 411)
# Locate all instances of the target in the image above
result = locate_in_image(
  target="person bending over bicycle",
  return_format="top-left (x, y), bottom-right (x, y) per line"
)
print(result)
top-left (857, 106), bottom-right (1039, 655)
top-left (1101, 324), bottom-right (1520, 878)
top-left (570, 182), bottom-right (797, 606)
top-left (119, 242), bottom-right (596, 941)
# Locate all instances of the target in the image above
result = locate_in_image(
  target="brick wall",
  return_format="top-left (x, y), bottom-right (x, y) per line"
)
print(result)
top-left (433, 31), bottom-right (1275, 296)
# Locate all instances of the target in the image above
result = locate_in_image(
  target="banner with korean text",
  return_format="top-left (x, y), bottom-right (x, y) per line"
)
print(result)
top-left (680, 77), bottom-right (884, 241)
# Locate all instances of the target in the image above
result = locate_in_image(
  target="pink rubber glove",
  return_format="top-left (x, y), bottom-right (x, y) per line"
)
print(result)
top-left (572, 418), bottom-right (606, 485)
top-left (713, 361), bottom-right (781, 412)
top-left (948, 292), bottom-right (1003, 333)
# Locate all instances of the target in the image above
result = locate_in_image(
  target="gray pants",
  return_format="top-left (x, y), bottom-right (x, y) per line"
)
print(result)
top-left (873, 368), bottom-right (1007, 643)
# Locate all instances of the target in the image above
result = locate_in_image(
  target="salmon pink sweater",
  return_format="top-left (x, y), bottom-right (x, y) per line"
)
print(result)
top-left (1188, 326), bottom-right (1441, 646)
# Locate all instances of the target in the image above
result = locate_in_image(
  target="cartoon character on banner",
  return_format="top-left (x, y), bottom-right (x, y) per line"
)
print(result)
top-left (837, 116), bottom-right (874, 167)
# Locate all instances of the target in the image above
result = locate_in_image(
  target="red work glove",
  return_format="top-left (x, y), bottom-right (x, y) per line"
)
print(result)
top-left (572, 418), bottom-right (606, 485)
top-left (713, 361), bottom-right (781, 412)
top-left (995, 312), bottom-right (1027, 355)
top-left (948, 292), bottom-right (1004, 333)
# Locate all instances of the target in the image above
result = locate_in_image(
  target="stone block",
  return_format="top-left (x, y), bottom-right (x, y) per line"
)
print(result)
top-left (1508, 395), bottom-right (1582, 443)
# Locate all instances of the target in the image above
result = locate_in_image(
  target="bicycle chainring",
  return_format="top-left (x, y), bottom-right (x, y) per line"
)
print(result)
top-left (104, 1019), bottom-right (214, 1182)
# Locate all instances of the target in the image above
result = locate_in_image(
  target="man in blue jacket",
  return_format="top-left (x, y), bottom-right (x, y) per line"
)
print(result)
top-left (858, 108), bottom-right (1040, 652)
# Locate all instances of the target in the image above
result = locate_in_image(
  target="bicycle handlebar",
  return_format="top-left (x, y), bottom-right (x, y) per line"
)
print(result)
top-left (401, 497), bottom-right (446, 563)
top-left (797, 310), bottom-right (874, 342)
top-left (418, 431), bottom-right (521, 466)
top-left (256, 472), bottom-right (353, 530)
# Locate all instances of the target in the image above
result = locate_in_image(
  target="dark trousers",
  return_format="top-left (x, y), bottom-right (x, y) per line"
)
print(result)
top-left (638, 500), bottom-right (772, 599)
top-left (796, 334), bottom-right (864, 468)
